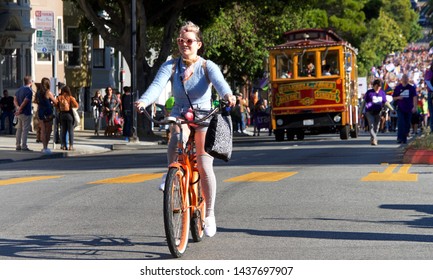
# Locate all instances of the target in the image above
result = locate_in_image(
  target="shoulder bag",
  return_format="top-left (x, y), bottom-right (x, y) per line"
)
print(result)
top-left (205, 107), bottom-right (233, 162)
top-left (72, 107), bottom-right (81, 128)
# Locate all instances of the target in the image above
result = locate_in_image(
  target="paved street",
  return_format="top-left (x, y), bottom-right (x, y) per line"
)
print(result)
top-left (1, 129), bottom-right (433, 261)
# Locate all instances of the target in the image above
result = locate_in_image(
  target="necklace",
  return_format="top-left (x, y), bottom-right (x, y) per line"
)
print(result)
top-left (182, 56), bottom-right (199, 67)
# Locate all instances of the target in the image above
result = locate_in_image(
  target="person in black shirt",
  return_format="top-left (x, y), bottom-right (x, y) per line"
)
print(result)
top-left (121, 86), bottom-right (133, 142)
top-left (0, 89), bottom-right (15, 134)
top-left (91, 90), bottom-right (103, 136)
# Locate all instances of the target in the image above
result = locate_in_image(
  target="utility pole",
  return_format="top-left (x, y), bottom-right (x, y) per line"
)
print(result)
top-left (131, 0), bottom-right (138, 142)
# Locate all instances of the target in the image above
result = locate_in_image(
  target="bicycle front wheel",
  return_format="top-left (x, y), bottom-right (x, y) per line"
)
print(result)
top-left (164, 167), bottom-right (190, 258)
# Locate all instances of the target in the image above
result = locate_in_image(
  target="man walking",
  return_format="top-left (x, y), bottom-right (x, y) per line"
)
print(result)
top-left (14, 76), bottom-right (33, 151)
top-left (392, 74), bottom-right (417, 144)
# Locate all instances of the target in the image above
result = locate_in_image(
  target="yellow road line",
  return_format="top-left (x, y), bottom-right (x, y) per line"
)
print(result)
top-left (88, 173), bottom-right (164, 184)
top-left (361, 164), bottom-right (417, 182)
top-left (383, 164), bottom-right (398, 174)
top-left (225, 172), bottom-right (298, 182)
top-left (0, 176), bottom-right (63, 186)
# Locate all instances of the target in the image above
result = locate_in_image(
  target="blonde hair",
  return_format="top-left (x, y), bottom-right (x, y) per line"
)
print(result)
top-left (179, 21), bottom-right (204, 56)
top-left (179, 21), bottom-right (201, 41)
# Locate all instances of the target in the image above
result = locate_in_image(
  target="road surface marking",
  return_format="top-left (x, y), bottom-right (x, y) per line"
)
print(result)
top-left (361, 164), bottom-right (417, 182)
top-left (0, 176), bottom-right (62, 186)
top-left (225, 172), bottom-right (298, 182)
top-left (88, 173), bottom-right (164, 184)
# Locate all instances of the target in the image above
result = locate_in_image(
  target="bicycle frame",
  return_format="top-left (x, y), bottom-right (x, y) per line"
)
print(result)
top-left (169, 120), bottom-right (203, 222)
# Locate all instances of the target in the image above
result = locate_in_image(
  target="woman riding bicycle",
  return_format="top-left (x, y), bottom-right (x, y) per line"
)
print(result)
top-left (135, 21), bottom-right (236, 237)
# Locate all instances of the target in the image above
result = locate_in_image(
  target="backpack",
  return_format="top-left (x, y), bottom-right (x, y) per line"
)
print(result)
top-left (59, 96), bottom-right (70, 112)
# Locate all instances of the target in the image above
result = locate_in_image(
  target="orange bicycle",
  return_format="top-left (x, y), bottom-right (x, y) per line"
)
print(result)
top-left (140, 104), bottom-right (222, 258)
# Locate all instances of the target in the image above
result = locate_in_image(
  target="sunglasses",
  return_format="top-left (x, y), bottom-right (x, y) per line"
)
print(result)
top-left (177, 38), bottom-right (199, 45)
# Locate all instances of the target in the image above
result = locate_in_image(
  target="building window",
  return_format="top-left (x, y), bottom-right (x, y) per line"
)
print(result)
top-left (93, 49), bottom-right (105, 68)
top-left (1, 49), bottom-right (19, 88)
top-left (67, 27), bottom-right (80, 67)
top-left (37, 52), bottom-right (51, 62)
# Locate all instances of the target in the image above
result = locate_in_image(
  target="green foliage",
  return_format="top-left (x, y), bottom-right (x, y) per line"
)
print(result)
top-left (407, 132), bottom-right (433, 150)
top-left (358, 11), bottom-right (407, 76)
top-left (203, 1), bottom-right (320, 86)
top-left (381, 0), bottom-right (422, 43)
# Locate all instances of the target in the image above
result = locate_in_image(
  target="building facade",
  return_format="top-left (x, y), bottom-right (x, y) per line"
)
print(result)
top-left (0, 0), bottom-right (126, 130)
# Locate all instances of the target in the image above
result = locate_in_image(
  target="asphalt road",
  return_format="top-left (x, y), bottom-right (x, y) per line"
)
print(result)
top-left (1, 131), bottom-right (433, 261)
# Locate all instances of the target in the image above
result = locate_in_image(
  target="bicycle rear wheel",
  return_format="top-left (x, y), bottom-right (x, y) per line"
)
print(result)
top-left (164, 167), bottom-right (190, 258)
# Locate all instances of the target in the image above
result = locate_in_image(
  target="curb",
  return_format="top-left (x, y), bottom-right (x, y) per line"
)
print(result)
top-left (403, 148), bottom-right (433, 164)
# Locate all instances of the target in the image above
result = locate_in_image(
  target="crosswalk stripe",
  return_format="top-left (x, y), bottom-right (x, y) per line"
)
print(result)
top-left (224, 172), bottom-right (298, 182)
top-left (0, 176), bottom-right (63, 186)
top-left (88, 173), bottom-right (164, 184)
top-left (361, 164), bottom-right (418, 182)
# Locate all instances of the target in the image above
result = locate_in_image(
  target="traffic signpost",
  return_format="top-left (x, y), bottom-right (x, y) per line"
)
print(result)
top-left (57, 43), bottom-right (73, 52)
top-left (35, 30), bottom-right (55, 54)
top-left (35, 10), bottom-right (54, 31)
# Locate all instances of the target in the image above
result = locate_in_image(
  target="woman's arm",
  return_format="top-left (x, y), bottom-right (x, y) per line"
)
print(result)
top-left (70, 96), bottom-right (79, 108)
top-left (48, 91), bottom-right (57, 105)
top-left (137, 60), bottom-right (174, 109)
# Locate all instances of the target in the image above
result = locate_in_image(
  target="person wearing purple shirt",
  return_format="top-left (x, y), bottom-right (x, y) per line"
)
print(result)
top-left (392, 74), bottom-right (417, 144)
top-left (360, 79), bottom-right (393, 146)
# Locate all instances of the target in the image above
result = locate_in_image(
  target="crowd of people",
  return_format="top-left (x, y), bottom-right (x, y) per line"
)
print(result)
top-left (90, 85), bottom-right (134, 141)
top-left (9, 76), bottom-right (81, 154)
top-left (4, 76), bottom-right (135, 154)
top-left (229, 89), bottom-right (272, 136)
top-left (361, 45), bottom-right (433, 145)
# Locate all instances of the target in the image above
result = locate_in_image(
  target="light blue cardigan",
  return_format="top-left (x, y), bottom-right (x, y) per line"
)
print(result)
top-left (138, 57), bottom-right (232, 117)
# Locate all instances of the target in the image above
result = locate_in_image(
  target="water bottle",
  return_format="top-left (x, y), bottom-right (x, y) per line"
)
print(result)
top-left (13, 115), bottom-right (17, 126)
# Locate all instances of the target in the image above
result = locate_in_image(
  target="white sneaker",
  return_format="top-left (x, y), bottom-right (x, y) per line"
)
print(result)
top-left (204, 216), bottom-right (217, 237)
top-left (41, 148), bottom-right (52, 155)
top-left (159, 174), bottom-right (167, 191)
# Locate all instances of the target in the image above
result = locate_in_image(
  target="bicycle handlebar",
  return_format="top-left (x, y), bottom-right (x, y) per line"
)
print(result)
top-left (138, 100), bottom-right (229, 126)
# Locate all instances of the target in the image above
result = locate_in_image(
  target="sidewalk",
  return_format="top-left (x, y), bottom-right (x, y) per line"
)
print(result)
top-left (0, 129), bottom-right (161, 164)
top-left (0, 126), bottom-right (258, 164)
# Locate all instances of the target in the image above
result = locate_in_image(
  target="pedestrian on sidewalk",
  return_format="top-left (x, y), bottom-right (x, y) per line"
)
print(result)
top-left (121, 86), bottom-right (132, 142)
top-left (56, 86), bottom-right (79, 150)
top-left (35, 77), bottom-right (57, 154)
top-left (91, 90), bottom-right (103, 136)
top-left (0, 89), bottom-right (15, 134)
top-left (13, 76), bottom-right (33, 151)
top-left (393, 74), bottom-right (417, 144)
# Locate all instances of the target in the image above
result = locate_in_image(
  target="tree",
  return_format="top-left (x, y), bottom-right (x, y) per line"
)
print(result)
top-left (203, 0), bottom-right (319, 88)
top-left (68, 0), bottom-right (219, 137)
top-left (381, 0), bottom-right (422, 43)
top-left (308, 0), bottom-right (369, 47)
top-left (358, 11), bottom-right (407, 76)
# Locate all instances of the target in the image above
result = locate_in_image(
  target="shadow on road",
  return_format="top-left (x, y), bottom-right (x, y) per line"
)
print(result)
top-left (219, 204), bottom-right (433, 242)
top-left (0, 234), bottom-right (172, 259)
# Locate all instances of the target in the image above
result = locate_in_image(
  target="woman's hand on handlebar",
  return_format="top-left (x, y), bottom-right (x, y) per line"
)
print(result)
top-left (135, 101), bottom-right (147, 113)
top-left (224, 93), bottom-right (236, 107)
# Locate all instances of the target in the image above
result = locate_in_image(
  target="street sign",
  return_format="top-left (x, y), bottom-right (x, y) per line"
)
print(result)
top-left (57, 43), bottom-right (73, 52)
top-left (35, 30), bottom-right (55, 53)
top-left (35, 10), bottom-right (54, 31)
